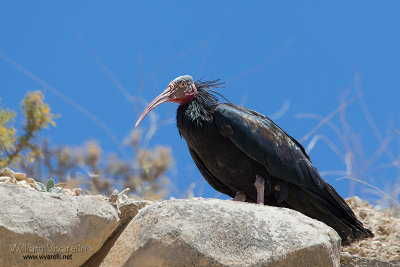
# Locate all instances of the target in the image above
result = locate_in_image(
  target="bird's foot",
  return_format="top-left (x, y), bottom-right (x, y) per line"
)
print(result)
top-left (232, 191), bottom-right (246, 202)
top-left (254, 175), bottom-right (265, 205)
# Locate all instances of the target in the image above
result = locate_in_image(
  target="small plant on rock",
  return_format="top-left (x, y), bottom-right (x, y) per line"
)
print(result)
top-left (34, 178), bottom-right (63, 193)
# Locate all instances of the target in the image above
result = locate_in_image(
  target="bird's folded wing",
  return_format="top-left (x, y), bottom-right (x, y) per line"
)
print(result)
top-left (188, 147), bottom-right (235, 197)
top-left (213, 103), bottom-right (326, 192)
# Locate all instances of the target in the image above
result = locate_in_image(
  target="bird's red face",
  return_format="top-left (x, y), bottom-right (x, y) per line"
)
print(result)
top-left (135, 75), bottom-right (197, 127)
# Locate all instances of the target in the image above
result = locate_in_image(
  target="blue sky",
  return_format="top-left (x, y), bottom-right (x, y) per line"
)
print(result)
top-left (1, 1), bottom-right (399, 204)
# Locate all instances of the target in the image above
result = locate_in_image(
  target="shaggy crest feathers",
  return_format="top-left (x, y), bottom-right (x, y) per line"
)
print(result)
top-left (195, 79), bottom-right (231, 105)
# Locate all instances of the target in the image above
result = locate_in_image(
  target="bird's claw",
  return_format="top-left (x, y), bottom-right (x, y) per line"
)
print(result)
top-left (233, 191), bottom-right (246, 202)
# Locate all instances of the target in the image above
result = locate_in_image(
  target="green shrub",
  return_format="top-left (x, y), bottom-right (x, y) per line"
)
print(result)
top-left (0, 91), bottom-right (56, 168)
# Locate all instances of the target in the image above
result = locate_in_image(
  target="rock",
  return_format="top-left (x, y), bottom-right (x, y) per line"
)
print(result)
top-left (74, 188), bottom-right (82, 196)
top-left (0, 167), bottom-right (15, 177)
top-left (63, 188), bottom-right (73, 195)
top-left (83, 198), bottom-right (154, 266)
top-left (0, 168), bottom-right (18, 184)
top-left (100, 198), bottom-right (341, 267)
top-left (107, 188), bottom-right (153, 225)
top-left (0, 175), bottom-right (16, 184)
top-left (0, 184), bottom-right (120, 267)
top-left (117, 198), bottom-right (153, 225)
top-left (13, 172), bottom-right (26, 181)
top-left (109, 188), bottom-right (131, 210)
top-left (0, 176), bottom-right (11, 183)
top-left (16, 180), bottom-right (35, 190)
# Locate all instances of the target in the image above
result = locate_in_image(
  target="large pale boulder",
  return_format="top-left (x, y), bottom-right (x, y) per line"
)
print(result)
top-left (100, 198), bottom-right (341, 267)
top-left (83, 197), bottom-right (153, 266)
top-left (0, 184), bottom-right (120, 267)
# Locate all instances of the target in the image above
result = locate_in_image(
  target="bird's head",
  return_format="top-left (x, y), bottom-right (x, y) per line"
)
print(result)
top-left (135, 75), bottom-right (197, 127)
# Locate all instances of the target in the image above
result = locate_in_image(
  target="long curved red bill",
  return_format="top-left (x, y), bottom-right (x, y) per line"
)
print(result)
top-left (135, 88), bottom-right (171, 127)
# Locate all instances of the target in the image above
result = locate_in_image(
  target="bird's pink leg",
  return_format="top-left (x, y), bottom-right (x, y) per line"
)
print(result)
top-left (233, 191), bottom-right (246, 202)
top-left (254, 175), bottom-right (265, 205)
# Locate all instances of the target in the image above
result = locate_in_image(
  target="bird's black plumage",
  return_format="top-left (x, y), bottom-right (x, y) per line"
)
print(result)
top-left (176, 80), bottom-right (373, 245)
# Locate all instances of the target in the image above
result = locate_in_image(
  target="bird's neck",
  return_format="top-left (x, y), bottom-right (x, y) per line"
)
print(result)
top-left (177, 89), bottom-right (219, 128)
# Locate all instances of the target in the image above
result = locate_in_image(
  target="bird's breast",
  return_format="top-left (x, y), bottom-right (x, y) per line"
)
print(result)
top-left (178, 118), bottom-right (263, 199)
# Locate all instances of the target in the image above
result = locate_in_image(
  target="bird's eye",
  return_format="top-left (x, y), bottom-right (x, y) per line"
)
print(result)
top-left (180, 81), bottom-right (187, 87)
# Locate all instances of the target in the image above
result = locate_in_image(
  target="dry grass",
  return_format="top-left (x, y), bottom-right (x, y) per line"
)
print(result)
top-left (297, 72), bottom-right (400, 210)
top-left (342, 196), bottom-right (400, 264)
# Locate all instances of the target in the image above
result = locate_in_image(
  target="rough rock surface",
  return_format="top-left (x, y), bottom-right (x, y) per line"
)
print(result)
top-left (100, 198), bottom-right (341, 267)
top-left (107, 188), bottom-right (154, 226)
top-left (83, 198), bottom-right (153, 266)
top-left (0, 184), bottom-right (119, 267)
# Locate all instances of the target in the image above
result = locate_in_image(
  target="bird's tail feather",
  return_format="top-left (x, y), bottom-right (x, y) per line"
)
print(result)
top-left (277, 166), bottom-right (373, 245)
